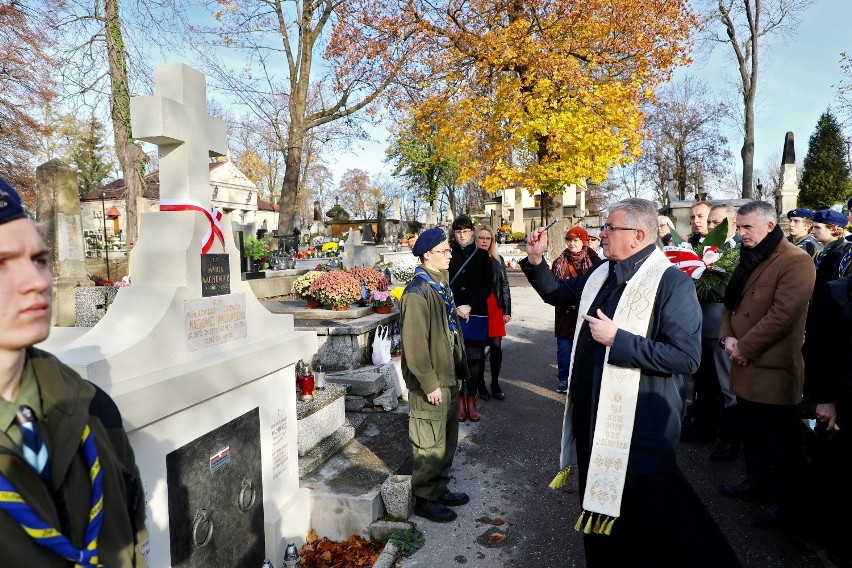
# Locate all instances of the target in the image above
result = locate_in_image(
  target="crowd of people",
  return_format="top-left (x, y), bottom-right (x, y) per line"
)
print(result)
top-left (399, 196), bottom-right (852, 567)
top-left (5, 166), bottom-right (848, 565)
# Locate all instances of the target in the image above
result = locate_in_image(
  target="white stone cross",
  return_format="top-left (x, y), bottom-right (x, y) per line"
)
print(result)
top-left (130, 63), bottom-right (227, 206)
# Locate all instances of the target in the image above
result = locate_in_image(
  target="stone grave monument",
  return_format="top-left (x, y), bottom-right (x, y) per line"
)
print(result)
top-left (776, 131), bottom-right (800, 224)
top-left (40, 64), bottom-right (316, 567)
top-left (35, 159), bottom-right (94, 327)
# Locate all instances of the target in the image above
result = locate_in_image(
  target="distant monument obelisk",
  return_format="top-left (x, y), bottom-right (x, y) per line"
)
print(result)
top-left (776, 132), bottom-right (799, 223)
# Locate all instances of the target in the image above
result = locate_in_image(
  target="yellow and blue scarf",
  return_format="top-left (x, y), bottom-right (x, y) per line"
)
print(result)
top-left (0, 424), bottom-right (104, 567)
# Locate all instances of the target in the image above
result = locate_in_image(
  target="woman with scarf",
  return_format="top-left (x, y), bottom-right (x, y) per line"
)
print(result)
top-left (475, 225), bottom-right (511, 401)
top-left (552, 226), bottom-right (600, 393)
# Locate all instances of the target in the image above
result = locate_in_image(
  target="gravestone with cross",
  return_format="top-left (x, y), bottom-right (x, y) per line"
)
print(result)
top-left (44, 63), bottom-right (316, 567)
top-left (131, 64), bottom-right (226, 207)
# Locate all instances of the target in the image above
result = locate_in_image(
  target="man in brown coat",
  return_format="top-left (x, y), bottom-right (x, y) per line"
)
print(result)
top-left (718, 200), bottom-right (815, 528)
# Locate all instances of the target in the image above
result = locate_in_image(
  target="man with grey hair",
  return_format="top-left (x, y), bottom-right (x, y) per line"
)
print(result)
top-left (719, 200), bottom-right (814, 528)
top-left (521, 198), bottom-right (737, 566)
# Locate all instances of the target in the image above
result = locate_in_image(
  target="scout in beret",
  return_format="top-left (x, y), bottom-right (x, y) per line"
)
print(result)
top-left (0, 177), bottom-right (149, 566)
top-left (812, 209), bottom-right (852, 291)
top-left (786, 208), bottom-right (821, 258)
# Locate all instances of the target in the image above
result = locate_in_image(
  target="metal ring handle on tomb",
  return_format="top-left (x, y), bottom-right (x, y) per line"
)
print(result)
top-left (192, 509), bottom-right (214, 548)
top-left (238, 478), bottom-right (256, 512)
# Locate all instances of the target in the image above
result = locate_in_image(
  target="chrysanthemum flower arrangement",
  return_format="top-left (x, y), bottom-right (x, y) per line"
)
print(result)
top-left (309, 270), bottom-right (362, 308)
top-left (389, 256), bottom-right (420, 284)
top-left (348, 266), bottom-right (389, 293)
top-left (291, 270), bottom-right (324, 301)
top-left (321, 241), bottom-right (339, 256)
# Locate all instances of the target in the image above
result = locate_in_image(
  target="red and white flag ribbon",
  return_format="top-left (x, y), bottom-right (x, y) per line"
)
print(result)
top-left (663, 245), bottom-right (720, 279)
top-left (160, 199), bottom-right (225, 255)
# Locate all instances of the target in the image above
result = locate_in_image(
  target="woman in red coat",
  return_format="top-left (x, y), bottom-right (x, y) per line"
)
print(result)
top-left (475, 225), bottom-right (511, 400)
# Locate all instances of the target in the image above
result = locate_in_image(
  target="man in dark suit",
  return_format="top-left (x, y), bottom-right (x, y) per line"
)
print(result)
top-left (687, 201), bottom-right (712, 247)
top-left (523, 198), bottom-right (739, 567)
top-left (719, 200), bottom-right (815, 527)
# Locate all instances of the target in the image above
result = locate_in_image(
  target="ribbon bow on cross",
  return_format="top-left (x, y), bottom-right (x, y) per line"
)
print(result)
top-left (160, 199), bottom-right (225, 255)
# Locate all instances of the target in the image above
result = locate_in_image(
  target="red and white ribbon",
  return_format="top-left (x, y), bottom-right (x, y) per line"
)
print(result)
top-left (160, 199), bottom-right (225, 255)
top-left (663, 245), bottom-right (720, 280)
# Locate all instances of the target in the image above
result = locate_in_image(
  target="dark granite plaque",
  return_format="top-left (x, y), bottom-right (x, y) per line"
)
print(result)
top-left (201, 254), bottom-right (230, 297)
top-left (167, 409), bottom-right (264, 568)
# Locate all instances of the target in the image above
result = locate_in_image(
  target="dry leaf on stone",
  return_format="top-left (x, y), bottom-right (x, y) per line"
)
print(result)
top-left (487, 532), bottom-right (508, 545)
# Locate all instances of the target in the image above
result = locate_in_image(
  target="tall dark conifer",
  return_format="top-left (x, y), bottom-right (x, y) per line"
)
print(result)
top-left (799, 111), bottom-right (852, 210)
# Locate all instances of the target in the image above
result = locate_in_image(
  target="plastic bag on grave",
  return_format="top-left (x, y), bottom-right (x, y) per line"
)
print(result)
top-left (372, 325), bottom-right (392, 365)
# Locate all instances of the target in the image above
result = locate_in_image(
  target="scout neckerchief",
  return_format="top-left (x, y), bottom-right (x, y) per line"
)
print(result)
top-left (414, 266), bottom-right (459, 340)
top-left (815, 240), bottom-right (852, 278)
top-left (549, 247), bottom-right (673, 536)
top-left (839, 242), bottom-right (852, 276)
top-left (0, 424), bottom-right (104, 567)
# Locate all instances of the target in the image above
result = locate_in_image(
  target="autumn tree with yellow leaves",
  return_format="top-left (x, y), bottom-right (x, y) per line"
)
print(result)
top-left (395, 0), bottom-right (698, 211)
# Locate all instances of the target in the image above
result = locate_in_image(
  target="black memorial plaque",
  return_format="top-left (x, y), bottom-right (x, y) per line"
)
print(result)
top-left (201, 254), bottom-right (230, 297)
top-left (167, 409), bottom-right (264, 568)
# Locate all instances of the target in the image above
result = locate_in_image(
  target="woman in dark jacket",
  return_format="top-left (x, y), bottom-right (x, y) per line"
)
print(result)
top-left (476, 225), bottom-right (511, 400)
top-left (449, 215), bottom-right (494, 422)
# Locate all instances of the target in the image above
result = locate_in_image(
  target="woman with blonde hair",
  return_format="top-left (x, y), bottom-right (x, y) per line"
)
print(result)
top-left (475, 225), bottom-right (512, 400)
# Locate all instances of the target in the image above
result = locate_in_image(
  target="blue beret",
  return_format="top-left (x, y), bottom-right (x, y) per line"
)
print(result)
top-left (0, 177), bottom-right (27, 225)
top-left (786, 208), bottom-right (814, 220)
top-left (813, 209), bottom-right (847, 228)
top-left (412, 227), bottom-right (447, 256)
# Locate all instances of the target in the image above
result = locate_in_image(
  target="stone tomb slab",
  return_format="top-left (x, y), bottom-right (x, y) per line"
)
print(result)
top-left (296, 384), bottom-right (347, 456)
top-left (167, 409), bottom-right (264, 567)
top-left (325, 368), bottom-right (387, 397)
top-left (263, 302), bottom-right (400, 371)
top-left (302, 411), bottom-right (411, 541)
top-left (261, 299), bottom-right (373, 320)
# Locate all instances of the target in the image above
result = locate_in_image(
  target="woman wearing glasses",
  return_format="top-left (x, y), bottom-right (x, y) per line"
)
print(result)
top-left (587, 227), bottom-right (604, 259)
top-left (475, 225), bottom-right (512, 401)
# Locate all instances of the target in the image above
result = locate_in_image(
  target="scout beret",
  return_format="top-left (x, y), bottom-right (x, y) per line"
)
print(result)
top-left (813, 209), bottom-right (847, 228)
top-left (412, 227), bottom-right (448, 256)
top-left (786, 208), bottom-right (814, 220)
top-left (0, 177), bottom-right (27, 225)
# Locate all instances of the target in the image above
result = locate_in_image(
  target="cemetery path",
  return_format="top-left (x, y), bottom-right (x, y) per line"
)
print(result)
top-left (399, 286), bottom-right (829, 568)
